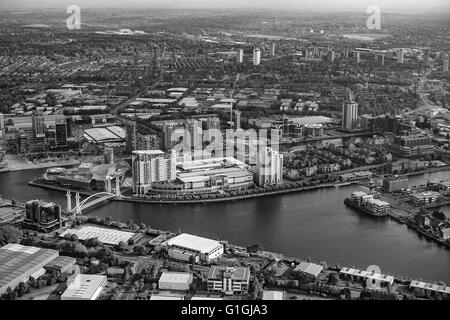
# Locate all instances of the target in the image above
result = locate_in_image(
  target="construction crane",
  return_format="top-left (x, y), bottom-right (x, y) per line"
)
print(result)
top-left (229, 73), bottom-right (240, 129)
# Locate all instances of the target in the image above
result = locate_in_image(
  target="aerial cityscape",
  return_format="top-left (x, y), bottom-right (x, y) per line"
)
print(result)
top-left (0, 0), bottom-right (450, 308)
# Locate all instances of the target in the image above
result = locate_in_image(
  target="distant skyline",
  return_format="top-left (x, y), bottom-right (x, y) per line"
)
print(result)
top-left (1, 0), bottom-right (450, 13)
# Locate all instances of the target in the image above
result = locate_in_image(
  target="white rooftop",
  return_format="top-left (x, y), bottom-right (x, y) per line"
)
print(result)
top-left (59, 226), bottom-right (136, 245)
top-left (159, 271), bottom-right (193, 284)
top-left (165, 233), bottom-right (222, 254)
top-left (61, 274), bottom-right (107, 300)
top-left (294, 262), bottom-right (323, 277)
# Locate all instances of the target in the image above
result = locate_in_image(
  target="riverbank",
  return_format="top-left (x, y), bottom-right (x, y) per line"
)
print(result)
top-left (0, 155), bottom-right (81, 173)
top-left (28, 178), bottom-right (359, 205)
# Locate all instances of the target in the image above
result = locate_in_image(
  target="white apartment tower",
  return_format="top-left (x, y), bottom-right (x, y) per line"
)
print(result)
top-left (398, 49), bottom-right (405, 64)
top-left (236, 49), bottom-right (244, 63)
top-left (256, 147), bottom-right (283, 187)
top-left (342, 91), bottom-right (358, 130)
top-left (132, 150), bottom-right (176, 196)
top-left (253, 48), bottom-right (261, 66)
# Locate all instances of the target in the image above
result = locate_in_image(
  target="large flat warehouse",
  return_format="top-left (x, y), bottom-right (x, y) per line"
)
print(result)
top-left (59, 225), bottom-right (136, 245)
top-left (0, 243), bottom-right (59, 295)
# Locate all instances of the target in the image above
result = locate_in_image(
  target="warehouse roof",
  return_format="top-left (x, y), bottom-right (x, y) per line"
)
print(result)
top-left (61, 274), bottom-right (107, 300)
top-left (59, 225), bottom-right (136, 245)
top-left (0, 243), bottom-right (59, 291)
top-left (165, 233), bottom-right (222, 254)
top-left (159, 271), bottom-right (193, 284)
top-left (294, 262), bottom-right (323, 278)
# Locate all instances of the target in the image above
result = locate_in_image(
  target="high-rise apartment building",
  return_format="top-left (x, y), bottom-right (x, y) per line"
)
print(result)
top-left (398, 49), bottom-right (405, 64)
top-left (253, 49), bottom-right (261, 66)
top-left (236, 49), bottom-right (244, 63)
top-left (132, 150), bottom-right (177, 196)
top-left (342, 91), bottom-right (358, 130)
top-left (256, 147), bottom-right (283, 187)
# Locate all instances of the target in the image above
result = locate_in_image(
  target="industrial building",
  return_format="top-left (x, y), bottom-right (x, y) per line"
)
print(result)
top-left (294, 262), bottom-right (323, 278)
top-left (262, 290), bottom-right (287, 300)
top-left (164, 233), bottom-right (224, 263)
top-left (61, 274), bottom-right (107, 300)
top-left (59, 225), bottom-right (140, 246)
top-left (207, 266), bottom-right (250, 295)
top-left (0, 243), bottom-right (59, 295)
top-left (83, 126), bottom-right (126, 144)
top-left (158, 271), bottom-right (193, 291)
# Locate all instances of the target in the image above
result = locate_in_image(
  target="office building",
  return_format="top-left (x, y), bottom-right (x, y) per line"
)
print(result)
top-left (0, 243), bottom-right (59, 296)
top-left (443, 54), bottom-right (449, 72)
top-left (31, 111), bottom-right (45, 136)
top-left (256, 147), bottom-right (283, 187)
top-left (236, 49), bottom-right (244, 63)
top-left (207, 266), bottom-right (250, 295)
top-left (389, 134), bottom-right (435, 158)
top-left (55, 116), bottom-right (68, 147)
top-left (158, 272), bottom-right (193, 291)
top-left (382, 175), bottom-right (409, 192)
top-left (132, 150), bottom-right (176, 196)
top-left (253, 48), bottom-right (261, 66)
top-left (61, 274), bottom-right (107, 300)
top-left (342, 91), bottom-right (358, 130)
top-left (162, 122), bottom-right (184, 150)
top-left (23, 200), bottom-right (63, 232)
top-left (411, 191), bottom-right (440, 206)
top-left (126, 121), bottom-right (137, 152)
top-left (136, 133), bottom-right (160, 150)
top-left (355, 51), bottom-right (360, 63)
top-left (164, 233), bottom-right (224, 263)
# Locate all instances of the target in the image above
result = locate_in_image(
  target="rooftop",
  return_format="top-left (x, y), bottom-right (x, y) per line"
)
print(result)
top-left (159, 271), bottom-right (193, 284)
top-left (59, 225), bottom-right (136, 246)
top-left (61, 274), bottom-right (107, 300)
top-left (0, 243), bottom-right (59, 291)
top-left (165, 233), bottom-right (222, 254)
top-left (208, 266), bottom-right (250, 281)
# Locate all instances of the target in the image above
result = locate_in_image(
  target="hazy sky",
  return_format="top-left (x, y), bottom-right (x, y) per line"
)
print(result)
top-left (2, 0), bottom-right (450, 12)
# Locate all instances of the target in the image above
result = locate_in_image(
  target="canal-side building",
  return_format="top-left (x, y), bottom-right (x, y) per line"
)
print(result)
top-left (132, 150), bottom-right (177, 196)
top-left (410, 191), bottom-right (440, 206)
top-left (256, 147), bottom-right (283, 187)
top-left (163, 233), bottom-right (224, 263)
top-left (382, 175), bottom-right (409, 192)
top-left (207, 266), bottom-right (250, 295)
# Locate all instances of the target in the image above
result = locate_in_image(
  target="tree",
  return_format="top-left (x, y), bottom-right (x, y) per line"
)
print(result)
top-left (133, 245), bottom-right (147, 256)
top-left (432, 210), bottom-right (446, 221)
top-left (327, 272), bottom-right (339, 285)
top-left (246, 243), bottom-right (264, 253)
top-left (117, 241), bottom-right (127, 251)
top-left (0, 225), bottom-right (23, 246)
